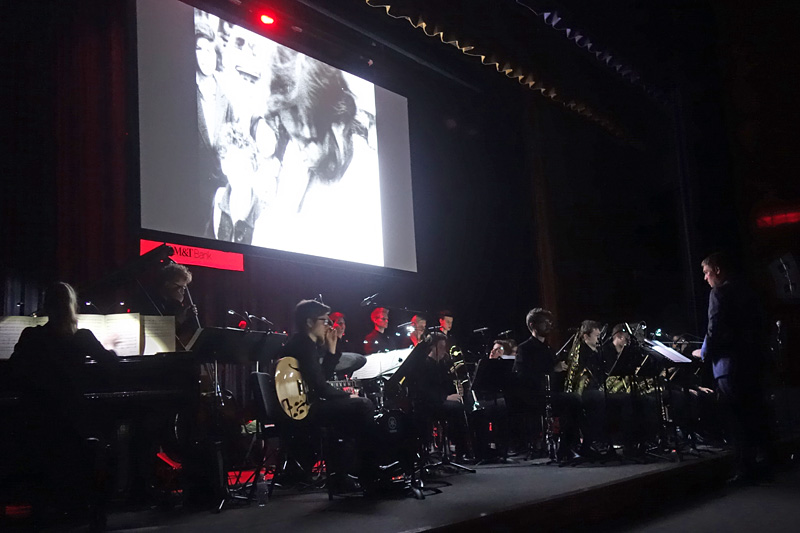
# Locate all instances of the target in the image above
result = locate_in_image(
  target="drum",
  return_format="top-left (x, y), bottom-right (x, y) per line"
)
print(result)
top-left (372, 409), bottom-right (415, 489)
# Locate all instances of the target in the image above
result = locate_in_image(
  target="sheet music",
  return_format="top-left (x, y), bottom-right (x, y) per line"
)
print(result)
top-left (646, 339), bottom-right (692, 363)
top-left (0, 316), bottom-right (47, 360)
top-left (78, 313), bottom-right (142, 356)
top-left (351, 347), bottom-right (413, 379)
top-left (142, 315), bottom-right (176, 355)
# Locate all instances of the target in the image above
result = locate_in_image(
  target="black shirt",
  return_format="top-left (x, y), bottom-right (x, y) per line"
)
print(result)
top-left (363, 329), bottom-right (397, 355)
top-left (578, 342), bottom-right (604, 391)
top-left (280, 333), bottom-right (348, 402)
top-left (513, 336), bottom-right (557, 394)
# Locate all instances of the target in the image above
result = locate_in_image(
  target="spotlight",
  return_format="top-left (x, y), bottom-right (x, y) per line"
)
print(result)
top-left (260, 14), bottom-right (275, 25)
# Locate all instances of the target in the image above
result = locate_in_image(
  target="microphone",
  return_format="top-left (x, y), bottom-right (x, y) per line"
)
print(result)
top-left (498, 329), bottom-right (513, 338)
top-left (360, 293), bottom-right (379, 307)
top-left (473, 327), bottom-right (489, 333)
top-left (227, 309), bottom-right (250, 329)
top-left (248, 314), bottom-right (274, 327)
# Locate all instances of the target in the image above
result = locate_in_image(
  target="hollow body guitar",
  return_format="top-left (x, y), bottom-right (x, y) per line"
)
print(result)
top-left (274, 357), bottom-right (310, 420)
top-left (274, 357), bottom-right (362, 420)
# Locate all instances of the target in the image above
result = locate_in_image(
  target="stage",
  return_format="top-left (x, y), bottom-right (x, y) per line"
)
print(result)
top-left (99, 446), bottom-right (736, 533)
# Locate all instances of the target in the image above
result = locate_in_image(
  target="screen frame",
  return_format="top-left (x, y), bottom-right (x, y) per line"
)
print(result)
top-left (128, 0), bottom-right (420, 277)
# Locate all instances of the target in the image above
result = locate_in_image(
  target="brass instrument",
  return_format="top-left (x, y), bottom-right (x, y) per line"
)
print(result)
top-left (563, 332), bottom-right (602, 394)
top-left (563, 334), bottom-right (589, 394)
top-left (448, 345), bottom-right (468, 397)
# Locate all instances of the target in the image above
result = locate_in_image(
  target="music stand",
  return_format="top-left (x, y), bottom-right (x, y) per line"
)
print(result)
top-left (471, 358), bottom-right (514, 395)
top-left (187, 328), bottom-right (288, 512)
top-left (388, 339), bottom-right (475, 474)
top-left (470, 359), bottom-right (513, 463)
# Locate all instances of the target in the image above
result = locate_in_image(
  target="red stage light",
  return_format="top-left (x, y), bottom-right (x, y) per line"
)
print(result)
top-left (238, 320), bottom-right (248, 329)
top-left (756, 210), bottom-right (800, 228)
top-left (260, 14), bottom-right (275, 25)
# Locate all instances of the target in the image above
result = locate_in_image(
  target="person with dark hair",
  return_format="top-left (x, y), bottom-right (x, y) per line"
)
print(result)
top-left (362, 307), bottom-right (397, 355)
top-left (437, 310), bottom-right (454, 337)
top-left (411, 332), bottom-right (471, 462)
top-left (281, 300), bottom-right (375, 490)
top-left (574, 319), bottom-right (608, 456)
top-left (488, 340), bottom-right (512, 360)
top-left (406, 314), bottom-right (427, 348)
top-left (693, 252), bottom-right (774, 483)
top-left (511, 308), bottom-right (579, 460)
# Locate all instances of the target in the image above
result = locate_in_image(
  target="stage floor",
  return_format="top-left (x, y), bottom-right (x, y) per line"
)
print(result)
top-left (101, 446), bottom-right (732, 533)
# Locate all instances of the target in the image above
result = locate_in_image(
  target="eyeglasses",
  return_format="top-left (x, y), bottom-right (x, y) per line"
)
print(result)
top-left (316, 317), bottom-right (332, 326)
top-left (169, 283), bottom-right (188, 292)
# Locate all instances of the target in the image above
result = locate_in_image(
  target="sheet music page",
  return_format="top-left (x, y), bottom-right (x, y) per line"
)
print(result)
top-left (103, 313), bottom-right (143, 355)
top-left (0, 316), bottom-right (47, 360)
top-left (648, 339), bottom-right (692, 363)
top-left (76, 314), bottom-right (109, 347)
top-left (79, 313), bottom-right (142, 355)
top-left (143, 315), bottom-right (176, 354)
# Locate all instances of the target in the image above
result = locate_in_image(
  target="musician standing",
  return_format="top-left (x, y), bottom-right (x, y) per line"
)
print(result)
top-left (512, 308), bottom-right (578, 460)
top-left (574, 320), bottom-right (607, 456)
top-left (136, 263), bottom-right (199, 350)
top-left (694, 252), bottom-right (774, 483)
top-left (282, 300), bottom-right (375, 488)
top-left (362, 307), bottom-right (397, 355)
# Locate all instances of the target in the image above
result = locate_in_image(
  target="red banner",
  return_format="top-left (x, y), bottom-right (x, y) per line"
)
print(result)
top-left (140, 240), bottom-right (244, 271)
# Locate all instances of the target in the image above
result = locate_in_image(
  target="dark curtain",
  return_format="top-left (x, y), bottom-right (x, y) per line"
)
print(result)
top-left (54, 0), bottom-right (134, 288)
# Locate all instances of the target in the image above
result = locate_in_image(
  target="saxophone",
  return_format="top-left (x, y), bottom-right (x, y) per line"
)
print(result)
top-left (563, 333), bottom-right (587, 394)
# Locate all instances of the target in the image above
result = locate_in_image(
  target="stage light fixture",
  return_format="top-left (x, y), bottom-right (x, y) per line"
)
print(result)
top-left (260, 14), bottom-right (275, 25)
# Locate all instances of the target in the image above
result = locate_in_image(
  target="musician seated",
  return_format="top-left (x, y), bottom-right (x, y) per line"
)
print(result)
top-left (601, 325), bottom-right (652, 451)
top-left (362, 307), bottom-right (397, 355)
top-left (328, 312), bottom-right (367, 378)
top-left (401, 314), bottom-right (427, 348)
top-left (9, 282), bottom-right (118, 516)
top-left (282, 300), bottom-right (375, 490)
top-left (411, 333), bottom-right (470, 461)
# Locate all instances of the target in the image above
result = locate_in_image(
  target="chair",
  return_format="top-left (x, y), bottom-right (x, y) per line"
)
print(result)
top-left (249, 372), bottom-right (330, 501)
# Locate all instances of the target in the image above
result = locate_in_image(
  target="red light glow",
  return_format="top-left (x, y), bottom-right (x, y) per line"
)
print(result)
top-left (260, 14), bottom-right (275, 25)
top-left (756, 211), bottom-right (800, 228)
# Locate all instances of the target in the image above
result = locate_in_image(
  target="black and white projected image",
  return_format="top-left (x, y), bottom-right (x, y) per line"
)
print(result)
top-left (194, 8), bottom-right (383, 265)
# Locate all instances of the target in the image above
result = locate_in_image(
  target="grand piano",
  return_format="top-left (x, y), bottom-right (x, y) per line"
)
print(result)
top-left (0, 352), bottom-right (201, 502)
